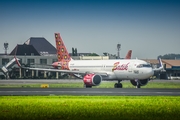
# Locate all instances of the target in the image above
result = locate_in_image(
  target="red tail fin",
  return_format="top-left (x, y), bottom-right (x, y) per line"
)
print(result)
top-left (55, 33), bottom-right (72, 62)
top-left (125, 50), bottom-right (132, 59)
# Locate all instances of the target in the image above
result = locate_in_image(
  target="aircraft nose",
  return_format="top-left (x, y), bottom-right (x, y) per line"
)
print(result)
top-left (144, 68), bottom-right (154, 77)
top-left (149, 69), bottom-right (154, 76)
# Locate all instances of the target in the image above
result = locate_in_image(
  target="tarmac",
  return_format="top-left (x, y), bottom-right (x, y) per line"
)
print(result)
top-left (0, 79), bottom-right (180, 96)
top-left (1, 79), bottom-right (180, 84)
top-left (0, 88), bottom-right (180, 96)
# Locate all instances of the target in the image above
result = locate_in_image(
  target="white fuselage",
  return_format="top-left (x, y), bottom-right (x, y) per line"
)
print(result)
top-left (67, 59), bottom-right (154, 80)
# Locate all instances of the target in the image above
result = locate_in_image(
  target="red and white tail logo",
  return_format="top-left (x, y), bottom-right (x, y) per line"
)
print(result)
top-left (125, 50), bottom-right (132, 59)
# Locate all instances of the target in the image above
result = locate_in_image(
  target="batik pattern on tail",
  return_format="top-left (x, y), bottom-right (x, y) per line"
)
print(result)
top-left (55, 33), bottom-right (71, 70)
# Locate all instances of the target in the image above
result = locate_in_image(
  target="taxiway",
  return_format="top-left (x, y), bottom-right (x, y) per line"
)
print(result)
top-left (1, 79), bottom-right (180, 96)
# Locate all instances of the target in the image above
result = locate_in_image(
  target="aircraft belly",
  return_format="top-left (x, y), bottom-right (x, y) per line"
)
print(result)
top-left (132, 69), bottom-right (152, 79)
top-left (114, 70), bottom-right (134, 80)
top-left (101, 74), bottom-right (116, 80)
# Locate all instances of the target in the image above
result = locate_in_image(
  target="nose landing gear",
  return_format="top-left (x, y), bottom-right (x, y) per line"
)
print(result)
top-left (135, 79), bottom-right (141, 88)
top-left (114, 80), bottom-right (123, 88)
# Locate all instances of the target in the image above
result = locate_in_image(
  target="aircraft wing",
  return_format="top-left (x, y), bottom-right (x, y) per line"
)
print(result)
top-left (14, 56), bottom-right (109, 76)
top-left (21, 67), bottom-right (87, 74)
top-left (18, 66), bottom-right (109, 76)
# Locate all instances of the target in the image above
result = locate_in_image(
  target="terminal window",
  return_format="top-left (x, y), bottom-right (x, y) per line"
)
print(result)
top-left (27, 59), bottom-right (35, 65)
top-left (52, 59), bottom-right (58, 63)
top-left (2, 58), bottom-right (9, 65)
top-left (40, 59), bottom-right (47, 65)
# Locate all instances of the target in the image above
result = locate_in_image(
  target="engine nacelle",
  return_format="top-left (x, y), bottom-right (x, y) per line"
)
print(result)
top-left (130, 79), bottom-right (149, 86)
top-left (83, 74), bottom-right (102, 86)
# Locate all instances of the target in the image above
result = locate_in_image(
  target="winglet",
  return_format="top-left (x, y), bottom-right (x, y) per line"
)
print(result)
top-left (158, 57), bottom-right (163, 70)
top-left (14, 56), bottom-right (21, 68)
top-left (158, 57), bottom-right (163, 67)
top-left (153, 57), bottom-right (164, 71)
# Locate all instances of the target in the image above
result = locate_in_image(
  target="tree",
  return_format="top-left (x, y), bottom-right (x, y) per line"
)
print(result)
top-left (88, 53), bottom-right (99, 56)
top-left (74, 48), bottom-right (77, 56)
top-left (157, 54), bottom-right (180, 59)
top-left (72, 47), bottom-right (74, 56)
top-left (103, 52), bottom-right (108, 56)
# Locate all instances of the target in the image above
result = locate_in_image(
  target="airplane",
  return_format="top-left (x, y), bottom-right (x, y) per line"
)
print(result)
top-left (14, 33), bottom-right (163, 88)
top-left (50, 35), bottom-right (132, 79)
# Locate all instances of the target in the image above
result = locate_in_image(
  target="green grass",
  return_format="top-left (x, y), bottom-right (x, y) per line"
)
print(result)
top-left (0, 96), bottom-right (180, 120)
top-left (1, 81), bottom-right (180, 88)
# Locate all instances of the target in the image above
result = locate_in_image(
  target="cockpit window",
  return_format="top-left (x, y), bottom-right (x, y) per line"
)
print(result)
top-left (136, 64), bottom-right (143, 68)
top-left (143, 64), bottom-right (151, 67)
top-left (136, 64), bottom-right (151, 68)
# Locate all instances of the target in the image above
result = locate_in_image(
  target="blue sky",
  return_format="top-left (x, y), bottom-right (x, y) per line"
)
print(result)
top-left (0, 0), bottom-right (180, 59)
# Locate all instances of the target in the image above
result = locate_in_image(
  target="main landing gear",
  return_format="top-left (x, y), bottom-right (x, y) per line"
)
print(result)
top-left (130, 79), bottom-right (150, 88)
top-left (114, 80), bottom-right (123, 88)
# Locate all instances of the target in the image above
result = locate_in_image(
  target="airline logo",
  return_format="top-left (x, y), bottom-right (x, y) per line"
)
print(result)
top-left (112, 62), bottom-right (130, 71)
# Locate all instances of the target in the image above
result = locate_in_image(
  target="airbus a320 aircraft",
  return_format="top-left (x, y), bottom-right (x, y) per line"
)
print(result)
top-left (15, 33), bottom-right (163, 88)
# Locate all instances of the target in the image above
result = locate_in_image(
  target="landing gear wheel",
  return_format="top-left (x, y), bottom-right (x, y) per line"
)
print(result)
top-left (118, 83), bottom-right (122, 88)
top-left (84, 84), bottom-right (92, 88)
top-left (136, 84), bottom-right (141, 88)
top-left (130, 80), bottom-right (141, 88)
top-left (114, 83), bottom-right (118, 88)
top-left (114, 83), bottom-right (122, 88)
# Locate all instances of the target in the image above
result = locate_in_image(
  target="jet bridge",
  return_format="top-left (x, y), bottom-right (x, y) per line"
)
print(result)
top-left (0, 57), bottom-right (19, 79)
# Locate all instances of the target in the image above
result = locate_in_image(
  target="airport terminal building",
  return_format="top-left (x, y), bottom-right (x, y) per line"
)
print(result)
top-left (0, 37), bottom-right (180, 80)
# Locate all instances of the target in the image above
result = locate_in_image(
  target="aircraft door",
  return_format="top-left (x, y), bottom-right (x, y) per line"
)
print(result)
top-left (101, 64), bottom-right (106, 70)
top-left (128, 63), bottom-right (132, 72)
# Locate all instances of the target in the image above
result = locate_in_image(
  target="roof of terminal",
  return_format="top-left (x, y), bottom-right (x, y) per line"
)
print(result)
top-left (9, 44), bottom-right (40, 56)
top-left (24, 37), bottom-right (56, 55)
top-left (9, 37), bottom-right (56, 56)
top-left (142, 59), bottom-right (180, 69)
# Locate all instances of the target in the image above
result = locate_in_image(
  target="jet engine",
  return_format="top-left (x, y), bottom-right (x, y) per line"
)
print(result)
top-left (83, 73), bottom-right (102, 87)
top-left (130, 79), bottom-right (149, 87)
